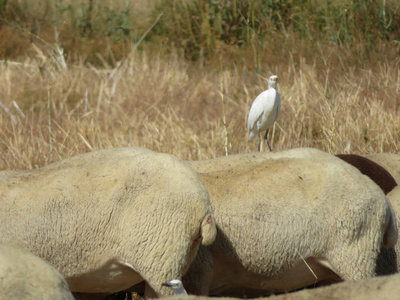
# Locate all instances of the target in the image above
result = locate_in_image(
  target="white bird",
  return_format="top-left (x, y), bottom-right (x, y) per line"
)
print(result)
top-left (247, 75), bottom-right (281, 152)
top-left (161, 279), bottom-right (187, 295)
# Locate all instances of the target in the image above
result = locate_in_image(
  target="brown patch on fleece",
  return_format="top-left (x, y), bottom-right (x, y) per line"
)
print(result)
top-left (336, 154), bottom-right (397, 195)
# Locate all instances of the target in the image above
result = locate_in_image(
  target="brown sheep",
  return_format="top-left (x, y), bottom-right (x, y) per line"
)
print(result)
top-left (336, 154), bottom-right (397, 195)
top-left (367, 153), bottom-right (400, 184)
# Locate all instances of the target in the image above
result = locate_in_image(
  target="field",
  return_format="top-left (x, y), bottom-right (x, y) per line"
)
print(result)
top-left (0, 0), bottom-right (399, 170)
top-left (1, 2), bottom-right (400, 299)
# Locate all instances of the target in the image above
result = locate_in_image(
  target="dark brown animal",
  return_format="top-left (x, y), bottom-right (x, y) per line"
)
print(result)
top-left (336, 154), bottom-right (397, 195)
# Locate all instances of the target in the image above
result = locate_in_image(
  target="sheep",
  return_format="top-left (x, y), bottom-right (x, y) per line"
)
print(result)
top-left (334, 154), bottom-right (400, 277)
top-left (0, 243), bottom-right (74, 300)
top-left (267, 273), bottom-right (400, 300)
top-left (366, 153), bottom-right (400, 184)
top-left (0, 147), bottom-right (216, 299)
top-left (336, 154), bottom-right (397, 195)
top-left (375, 185), bottom-right (400, 276)
top-left (161, 273), bottom-right (400, 300)
top-left (331, 154), bottom-right (400, 276)
top-left (181, 148), bottom-right (397, 297)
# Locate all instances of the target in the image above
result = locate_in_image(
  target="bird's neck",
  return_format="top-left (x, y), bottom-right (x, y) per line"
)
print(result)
top-left (176, 287), bottom-right (187, 295)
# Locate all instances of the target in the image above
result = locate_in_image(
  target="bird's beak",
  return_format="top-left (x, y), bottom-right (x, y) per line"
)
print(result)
top-left (161, 282), bottom-right (173, 287)
top-left (272, 78), bottom-right (278, 82)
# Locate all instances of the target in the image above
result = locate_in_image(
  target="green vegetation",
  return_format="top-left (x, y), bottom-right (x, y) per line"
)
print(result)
top-left (153, 0), bottom-right (400, 59)
top-left (1, 0), bottom-right (399, 63)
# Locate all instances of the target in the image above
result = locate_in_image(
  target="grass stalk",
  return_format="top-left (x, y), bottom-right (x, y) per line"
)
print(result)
top-left (220, 72), bottom-right (229, 156)
top-left (47, 85), bottom-right (54, 163)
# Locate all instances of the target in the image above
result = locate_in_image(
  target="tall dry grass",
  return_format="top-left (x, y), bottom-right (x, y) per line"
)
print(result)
top-left (0, 37), bottom-right (399, 170)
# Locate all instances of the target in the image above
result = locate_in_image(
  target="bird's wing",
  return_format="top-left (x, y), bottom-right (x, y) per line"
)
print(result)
top-left (247, 94), bottom-right (265, 131)
top-left (276, 92), bottom-right (281, 117)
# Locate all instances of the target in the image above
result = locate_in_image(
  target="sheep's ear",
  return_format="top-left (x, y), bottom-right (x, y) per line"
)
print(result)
top-left (200, 215), bottom-right (217, 246)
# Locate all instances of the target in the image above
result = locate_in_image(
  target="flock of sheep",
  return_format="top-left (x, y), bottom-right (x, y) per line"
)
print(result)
top-left (1, 146), bottom-right (400, 299)
top-left (1, 76), bottom-right (400, 299)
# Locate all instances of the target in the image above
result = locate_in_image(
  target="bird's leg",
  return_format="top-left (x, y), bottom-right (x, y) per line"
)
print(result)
top-left (264, 129), bottom-right (273, 152)
top-left (258, 132), bottom-right (262, 152)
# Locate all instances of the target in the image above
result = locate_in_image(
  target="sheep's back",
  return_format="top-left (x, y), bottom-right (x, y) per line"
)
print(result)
top-left (0, 244), bottom-right (74, 300)
top-left (0, 148), bottom-right (214, 286)
top-left (189, 148), bottom-right (392, 276)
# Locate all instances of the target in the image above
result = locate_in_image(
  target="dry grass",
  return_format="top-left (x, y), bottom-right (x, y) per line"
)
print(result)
top-left (0, 36), bottom-right (399, 170)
